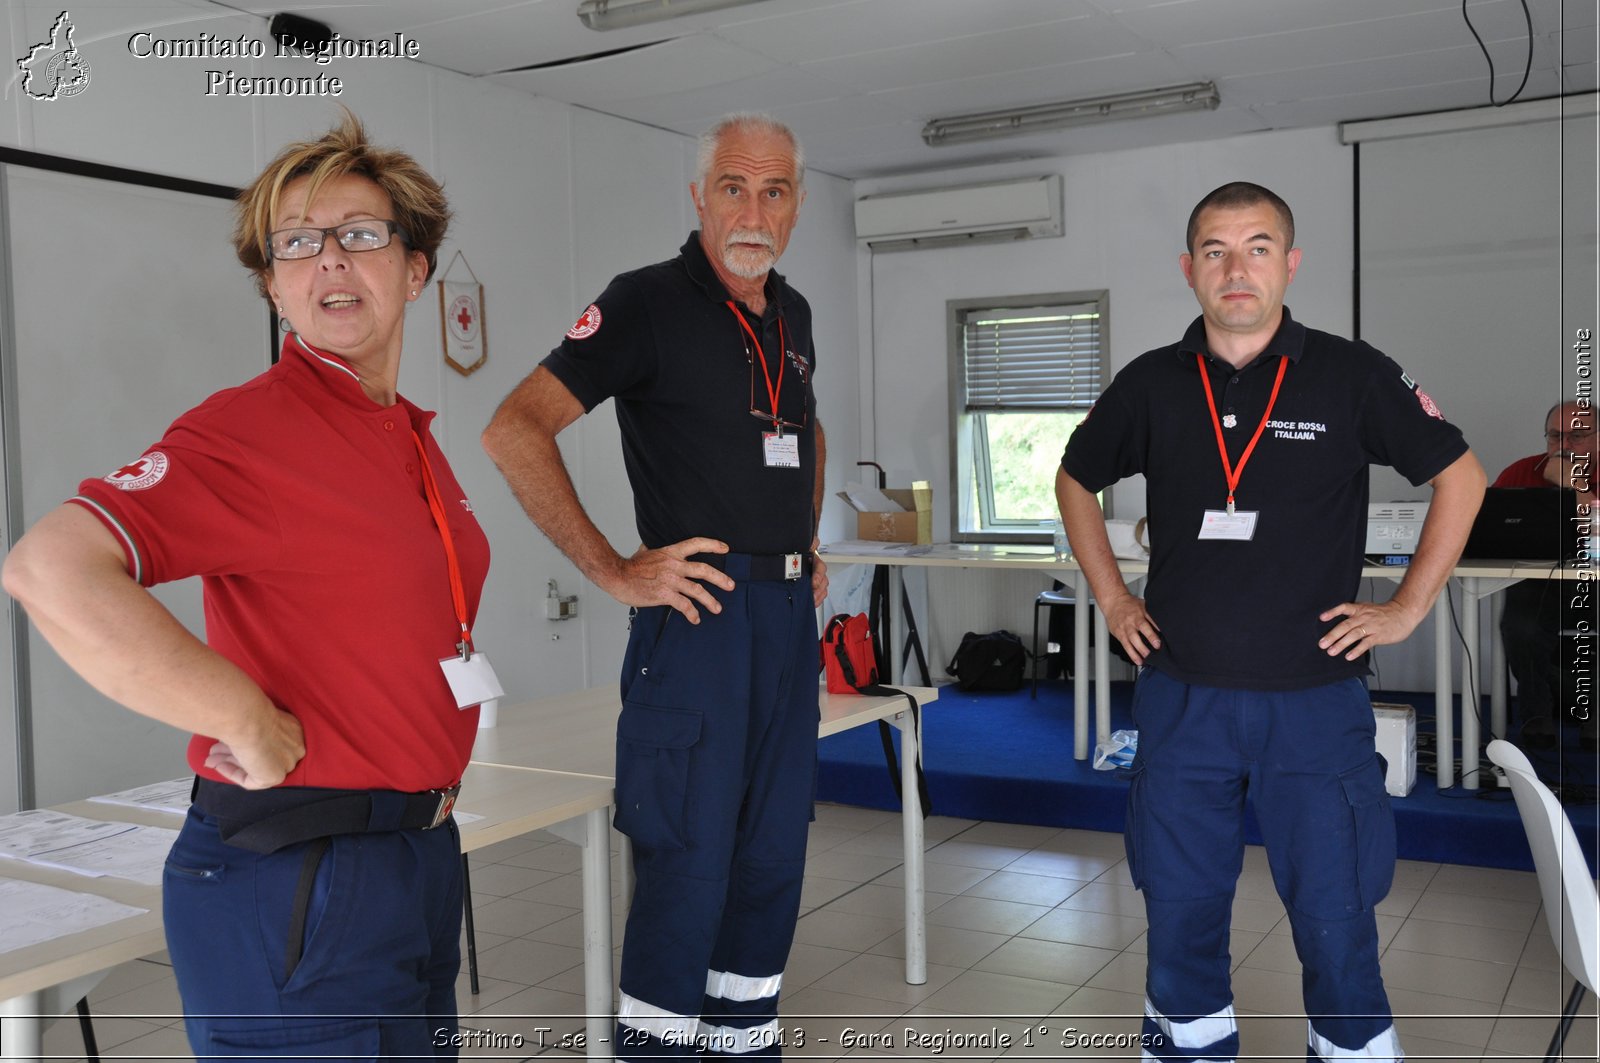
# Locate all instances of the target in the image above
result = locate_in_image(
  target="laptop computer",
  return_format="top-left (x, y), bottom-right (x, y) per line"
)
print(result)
top-left (1460, 487), bottom-right (1582, 562)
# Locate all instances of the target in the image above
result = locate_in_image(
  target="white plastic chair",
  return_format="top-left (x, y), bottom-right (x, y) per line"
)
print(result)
top-left (1487, 739), bottom-right (1599, 1061)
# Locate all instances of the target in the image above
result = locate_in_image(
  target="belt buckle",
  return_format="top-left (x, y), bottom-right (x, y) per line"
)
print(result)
top-left (428, 784), bottom-right (461, 829)
top-left (782, 552), bottom-right (803, 580)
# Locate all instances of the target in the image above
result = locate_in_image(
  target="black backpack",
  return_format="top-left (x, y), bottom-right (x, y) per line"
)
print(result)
top-left (947, 630), bottom-right (1027, 692)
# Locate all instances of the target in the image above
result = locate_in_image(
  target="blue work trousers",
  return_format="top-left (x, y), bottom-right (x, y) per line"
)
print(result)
top-left (613, 575), bottom-right (819, 1061)
top-left (1126, 669), bottom-right (1402, 1062)
top-left (163, 807), bottom-right (464, 1058)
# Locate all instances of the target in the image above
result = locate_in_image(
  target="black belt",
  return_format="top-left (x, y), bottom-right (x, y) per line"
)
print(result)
top-left (691, 551), bottom-right (811, 581)
top-left (192, 776), bottom-right (460, 854)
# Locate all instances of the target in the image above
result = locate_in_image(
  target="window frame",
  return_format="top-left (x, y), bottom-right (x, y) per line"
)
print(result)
top-left (947, 290), bottom-right (1110, 544)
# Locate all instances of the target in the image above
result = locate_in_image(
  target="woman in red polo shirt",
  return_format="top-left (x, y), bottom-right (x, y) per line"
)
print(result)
top-left (3, 112), bottom-right (489, 1057)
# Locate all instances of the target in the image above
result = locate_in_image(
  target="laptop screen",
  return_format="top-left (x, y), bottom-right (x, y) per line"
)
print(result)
top-left (1460, 487), bottom-right (1582, 562)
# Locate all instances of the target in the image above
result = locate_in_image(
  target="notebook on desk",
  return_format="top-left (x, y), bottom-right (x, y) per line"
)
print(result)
top-left (1460, 487), bottom-right (1582, 562)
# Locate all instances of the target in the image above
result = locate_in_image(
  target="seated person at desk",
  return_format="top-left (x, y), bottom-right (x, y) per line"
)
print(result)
top-left (1495, 399), bottom-right (1596, 748)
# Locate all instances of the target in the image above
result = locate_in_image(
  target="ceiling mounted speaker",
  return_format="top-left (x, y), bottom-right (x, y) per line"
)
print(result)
top-left (269, 13), bottom-right (335, 51)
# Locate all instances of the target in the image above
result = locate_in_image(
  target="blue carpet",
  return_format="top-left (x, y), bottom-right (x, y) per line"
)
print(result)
top-left (817, 680), bottom-right (1599, 874)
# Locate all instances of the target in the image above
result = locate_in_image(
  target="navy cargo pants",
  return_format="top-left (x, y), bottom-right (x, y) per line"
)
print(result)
top-left (613, 564), bottom-right (819, 1060)
top-left (1127, 668), bottom-right (1402, 1062)
top-left (163, 808), bottom-right (464, 1057)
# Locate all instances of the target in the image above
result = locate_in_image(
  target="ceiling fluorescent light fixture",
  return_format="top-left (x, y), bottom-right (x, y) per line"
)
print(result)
top-left (577, 0), bottom-right (774, 31)
top-left (922, 81), bottom-right (1220, 146)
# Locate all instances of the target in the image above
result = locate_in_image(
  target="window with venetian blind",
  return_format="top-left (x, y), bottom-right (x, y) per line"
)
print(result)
top-left (948, 291), bottom-right (1108, 540)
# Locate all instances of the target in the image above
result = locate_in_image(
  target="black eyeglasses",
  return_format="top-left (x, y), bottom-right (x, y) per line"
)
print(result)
top-left (267, 218), bottom-right (410, 261)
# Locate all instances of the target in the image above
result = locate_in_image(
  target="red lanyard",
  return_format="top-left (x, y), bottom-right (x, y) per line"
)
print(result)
top-left (412, 431), bottom-right (473, 658)
top-left (727, 302), bottom-right (788, 432)
top-left (1197, 353), bottom-right (1288, 515)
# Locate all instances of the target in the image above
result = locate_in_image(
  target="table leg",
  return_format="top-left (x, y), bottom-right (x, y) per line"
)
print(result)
top-left (1093, 604), bottom-right (1111, 748)
top-left (1073, 570), bottom-right (1090, 760)
top-left (898, 707), bottom-right (927, 986)
top-left (0, 991), bottom-right (43, 1061)
top-left (886, 567), bottom-right (906, 684)
top-left (1490, 591), bottom-right (1507, 742)
top-left (1435, 592), bottom-right (1454, 788)
top-left (619, 835), bottom-right (634, 915)
top-left (582, 807), bottom-right (615, 1062)
top-left (1460, 577), bottom-right (1481, 790)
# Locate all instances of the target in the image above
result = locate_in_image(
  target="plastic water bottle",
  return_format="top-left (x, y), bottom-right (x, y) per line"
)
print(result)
top-left (1051, 518), bottom-right (1071, 561)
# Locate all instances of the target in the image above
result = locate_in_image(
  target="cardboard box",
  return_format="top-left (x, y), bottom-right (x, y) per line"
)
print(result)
top-left (847, 481), bottom-right (933, 544)
top-left (1372, 702), bottom-right (1416, 797)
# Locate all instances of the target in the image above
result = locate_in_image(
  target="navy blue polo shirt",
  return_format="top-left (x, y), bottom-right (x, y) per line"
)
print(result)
top-left (1063, 308), bottom-right (1468, 690)
top-left (542, 233), bottom-right (817, 555)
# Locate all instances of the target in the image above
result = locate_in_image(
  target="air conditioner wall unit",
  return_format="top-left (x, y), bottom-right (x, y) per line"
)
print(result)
top-left (854, 174), bottom-right (1063, 252)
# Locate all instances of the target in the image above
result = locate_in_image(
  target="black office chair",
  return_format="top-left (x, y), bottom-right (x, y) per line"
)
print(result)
top-left (1030, 588), bottom-right (1075, 699)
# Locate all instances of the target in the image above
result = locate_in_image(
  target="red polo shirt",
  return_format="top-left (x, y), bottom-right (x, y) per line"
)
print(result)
top-left (1493, 453), bottom-right (1551, 488)
top-left (71, 335), bottom-right (490, 792)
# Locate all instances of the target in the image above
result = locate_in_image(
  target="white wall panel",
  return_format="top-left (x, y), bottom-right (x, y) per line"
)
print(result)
top-left (567, 109), bottom-right (697, 688)
top-left (21, 2), bottom-right (260, 187)
top-left (432, 80), bottom-right (585, 702)
top-left (771, 162), bottom-right (861, 549)
top-left (6, 169), bottom-right (266, 806)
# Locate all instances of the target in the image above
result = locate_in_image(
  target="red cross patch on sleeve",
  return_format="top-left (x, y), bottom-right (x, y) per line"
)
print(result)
top-left (103, 451), bottom-right (169, 491)
top-left (1415, 388), bottom-right (1444, 419)
top-left (566, 304), bottom-right (602, 340)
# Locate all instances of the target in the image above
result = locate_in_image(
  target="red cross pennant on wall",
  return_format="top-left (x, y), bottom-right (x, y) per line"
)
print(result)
top-left (438, 257), bottom-right (488, 377)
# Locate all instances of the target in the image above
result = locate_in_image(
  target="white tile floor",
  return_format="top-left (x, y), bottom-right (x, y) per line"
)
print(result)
top-left (40, 804), bottom-right (1600, 1061)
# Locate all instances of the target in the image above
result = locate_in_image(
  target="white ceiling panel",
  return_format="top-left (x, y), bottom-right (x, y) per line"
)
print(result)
top-left (799, 13), bottom-right (1152, 95)
top-left (1562, 61), bottom-right (1600, 92)
top-left (1171, 10), bottom-right (1520, 80)
top-left (815, 104), bottom-right (1269, 179)
top-left (1559, 0), bottom-right (1599, 26)
top-left (491, 35), bottom-right (780, 104)
top-left (1251, 75), bottom-right (1551, 128)
top-left (1177, 11), bottom-right (1548, 83)
top-left (1559, 26), bottom-right (1600, 66)
top-left (1109, 0), bottom-right (1462, 47)
top-left (225, 0), bottom-right (524, 24)
top-left (714, 0), bottom-right (1098, 64)
top-left (591, 66), bottom-right (883, 128)
top-left (1219, 42), bottom-right (1549, 107)
top-left (214, 0), bottom-right (1596, 178)
top-left (862, 51), bottom-right (1199, 124)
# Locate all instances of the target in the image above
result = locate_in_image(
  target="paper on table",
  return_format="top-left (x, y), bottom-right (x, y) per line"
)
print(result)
top-left (0, 809), bottom-right (132, 857)
top-left (818, 540), bottom-right (932, 556)
top-left (89, 777), bottom-right (193, 816)
top-left (840, 484), bottom-right (903, 513)
top-left (0, 809), bottom-right (177, 886)
top-left (0, 878), bottom-right (149, 955)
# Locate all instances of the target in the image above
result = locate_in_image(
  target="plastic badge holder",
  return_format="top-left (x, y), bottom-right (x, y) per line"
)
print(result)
top-left (1093, 729), bottom-right (1139, 771)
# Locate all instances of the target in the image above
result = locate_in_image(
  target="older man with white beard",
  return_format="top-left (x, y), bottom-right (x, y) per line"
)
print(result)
top-left (483, 113), bottom-right (826, 1061)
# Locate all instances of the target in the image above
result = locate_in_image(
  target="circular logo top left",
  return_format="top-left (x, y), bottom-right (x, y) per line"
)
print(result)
top-left (18, 12), bottom-right (91, 101)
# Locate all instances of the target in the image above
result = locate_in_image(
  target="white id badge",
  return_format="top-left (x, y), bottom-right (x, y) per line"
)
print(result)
top-left (438, 651), bottom-right (505, 710)
top-left (1199, 509), bottom-right (1259, 540)
top-left (762, 431), bottom-right (800, 468)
